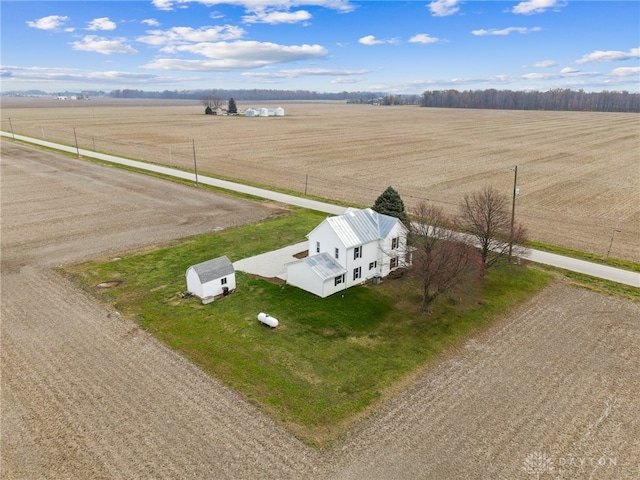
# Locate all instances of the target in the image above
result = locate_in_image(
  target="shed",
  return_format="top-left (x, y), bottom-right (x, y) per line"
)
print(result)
top-left (186, 255), bottom-right (236, 300)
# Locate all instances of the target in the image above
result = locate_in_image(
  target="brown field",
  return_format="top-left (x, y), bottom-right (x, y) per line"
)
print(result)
top-left (2, 141), bottom-right (639, 478)
top-left (1, 97), bottom-right (638, 262)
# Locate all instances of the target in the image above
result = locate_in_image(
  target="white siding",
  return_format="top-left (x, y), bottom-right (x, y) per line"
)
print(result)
top-left (186, 267), bottom-right (204, 298)
top-left (186, 268), bottom-right (236, 299)
top-left (287, 261), bottom-right (325, 297)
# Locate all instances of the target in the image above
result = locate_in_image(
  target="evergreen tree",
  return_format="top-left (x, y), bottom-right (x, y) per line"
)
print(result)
top-left (228, 97), bottom-right (238, 114)
top-left (372, 186), bottom-right (408, 224)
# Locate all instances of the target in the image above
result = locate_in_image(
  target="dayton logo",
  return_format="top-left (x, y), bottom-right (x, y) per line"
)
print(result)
top-left (522, 451), bottom-right (554, 479)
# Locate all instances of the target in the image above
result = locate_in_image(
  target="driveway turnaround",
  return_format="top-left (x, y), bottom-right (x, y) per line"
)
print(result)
top-left (233, 242), bottom-right (307, 280)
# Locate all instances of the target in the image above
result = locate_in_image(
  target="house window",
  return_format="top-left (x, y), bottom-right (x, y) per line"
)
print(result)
top-left (335, 247), bottom-right (339, 259)
top-left (390, 257), bottom-right (398, 269)
top-left (353, 266), bottom-right (362, 281)
top-left (391, 237), bottom-right (399, 249)
top-left (316, 241), bottom-right (320, 253)
top-left (354, 245), bottom-right (363, 260)
top-left (221, 277), bottom-right (228, 285)
top-left (369, 261), bottom-right (377, 270)
top-left (334, 274), bottom-right (345, 286)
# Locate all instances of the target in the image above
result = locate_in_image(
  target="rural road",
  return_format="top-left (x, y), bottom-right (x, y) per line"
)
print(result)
top-left (2, 130), bottom-right (638, 288)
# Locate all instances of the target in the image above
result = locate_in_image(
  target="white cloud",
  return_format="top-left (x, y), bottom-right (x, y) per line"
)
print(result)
top-left (70, 36), bottom-right (138, 55)
top-left (86, 17), bottom-right (117, 31)
top-left (143, 40), bottom-right (328, 70)
top-left (428, 0), bottom-right (461, 17)
top-left (153, 0), bottom-right (355, 13)
top-left (512, 0), bottom-right (566, 15)
top-left (137, 25), bottom-right (245, 46)
top-left (471, 26), bottom-right (542, 36)
top-left (26, 15), bottom-right (73, 32)
top-left (331, 77), bottom-right (360, 84)
top-left (243, 67), bottom-right (368, 78)
top-left (243, 9), bottom-right (312, 24)
top-left (560, 66), bottom-right (579, 74)
top-left (575, 47), bottom-right (640, 64)
top-left (152, 0), bottom-right (175, 11)
top-left (409, 33), bottom-right (440, 44)
top-left (142, 18), bottom-right (160, 27)
top-left (609, 66), bottom-right (640, 78)
top-left (358, 35), bottom-right (398, 46)
top-left (531, 60), bottom-right (556, 68)
top-left (359, 35), bottom-right (382, 46)
top-left (0, 65), bottom-right (166, 84)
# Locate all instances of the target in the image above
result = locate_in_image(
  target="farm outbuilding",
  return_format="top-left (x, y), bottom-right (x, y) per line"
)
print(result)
top-left (185, 255), bottom-right (236, 300)
top-left (243, 107), bottom-right (285, 117)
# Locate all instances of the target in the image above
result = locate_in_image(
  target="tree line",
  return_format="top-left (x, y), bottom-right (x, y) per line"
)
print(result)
top-left (108, 87), bottom-right (639, 112)
top-left (420, 88), bottom-right (640, 112)
top-left (108, 88), bottom-right (387, 102)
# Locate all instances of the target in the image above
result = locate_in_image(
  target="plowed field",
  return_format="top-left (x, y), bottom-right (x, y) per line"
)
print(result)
top-left (2, 98), bottom-right (638, 261)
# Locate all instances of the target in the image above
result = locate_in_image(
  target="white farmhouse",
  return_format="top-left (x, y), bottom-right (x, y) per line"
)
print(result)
top-left (286, 208), bottom-right (411, 297)
top-left (186, 255), bottom-right (236, 300)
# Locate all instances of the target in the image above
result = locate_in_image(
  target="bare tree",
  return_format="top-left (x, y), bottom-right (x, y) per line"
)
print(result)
top-left (201, 95), bottom-right (224, 111)
top-left (411, 202), bottom-right (478, 312)
top-left (458, 186), bottom-right (527, 275)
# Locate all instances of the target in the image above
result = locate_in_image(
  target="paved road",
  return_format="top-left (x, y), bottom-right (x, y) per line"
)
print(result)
top-left (2, 131), bottom-right (638, 288)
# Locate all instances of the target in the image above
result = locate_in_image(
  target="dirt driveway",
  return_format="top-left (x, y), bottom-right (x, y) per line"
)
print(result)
top-left (2, 140), bottom-right (639, 479)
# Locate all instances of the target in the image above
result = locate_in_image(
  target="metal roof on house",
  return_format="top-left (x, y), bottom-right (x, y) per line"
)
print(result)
top-left (301, 252), bottom-right (347, 281)
top-left (325, 208), bottom-right (402, 248)
top-left (190, 255), bottom-right (234, 284)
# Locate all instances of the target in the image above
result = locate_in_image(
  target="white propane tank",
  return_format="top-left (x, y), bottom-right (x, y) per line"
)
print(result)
top-left (258, 312), bottom-right (278, 328)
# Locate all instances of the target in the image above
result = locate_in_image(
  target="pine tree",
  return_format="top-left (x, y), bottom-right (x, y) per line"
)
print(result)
top-left (372, 186), bottom-right (408, 224)
top-left (228, 97), bottom-right (238, 114)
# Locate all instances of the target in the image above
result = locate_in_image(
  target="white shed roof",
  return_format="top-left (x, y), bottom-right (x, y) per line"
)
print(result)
top-left (190, 255), bottom-right (234, 283)
top-left (324, 208), bottom-right (401, 248)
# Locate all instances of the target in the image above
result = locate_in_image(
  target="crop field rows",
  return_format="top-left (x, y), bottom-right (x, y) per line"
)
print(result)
top-left (2, 98), bottom-right (638, 261)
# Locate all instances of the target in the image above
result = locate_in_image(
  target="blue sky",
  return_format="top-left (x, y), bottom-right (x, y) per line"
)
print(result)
top-left (1, 1), bottom-right (638, 93)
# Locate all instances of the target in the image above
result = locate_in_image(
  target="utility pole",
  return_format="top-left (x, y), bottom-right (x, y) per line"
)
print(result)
top-left (8, 118), bottom-right (15, 139)
top-left (192, 139), bottom-right (199, 186)
top-left (73, 127), bottom-right (80, 158)
top-left (606, 227), bottom-right (621, 260)
top-left (509, 165), bottom-right (518, 261)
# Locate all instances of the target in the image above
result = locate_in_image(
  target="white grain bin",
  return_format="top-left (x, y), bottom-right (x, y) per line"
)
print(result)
top-left (257, 312), bottom-right (278, 328)
top-left (259, 108), bottom-right (269, 117)
top-left (244, 108), bottom-right (257, 117)
top-left (274, 107), bottom-right (285, 116)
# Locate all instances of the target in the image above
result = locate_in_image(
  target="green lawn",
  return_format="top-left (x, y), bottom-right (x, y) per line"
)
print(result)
top-left (62, 208), bottom-right (552, 446)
